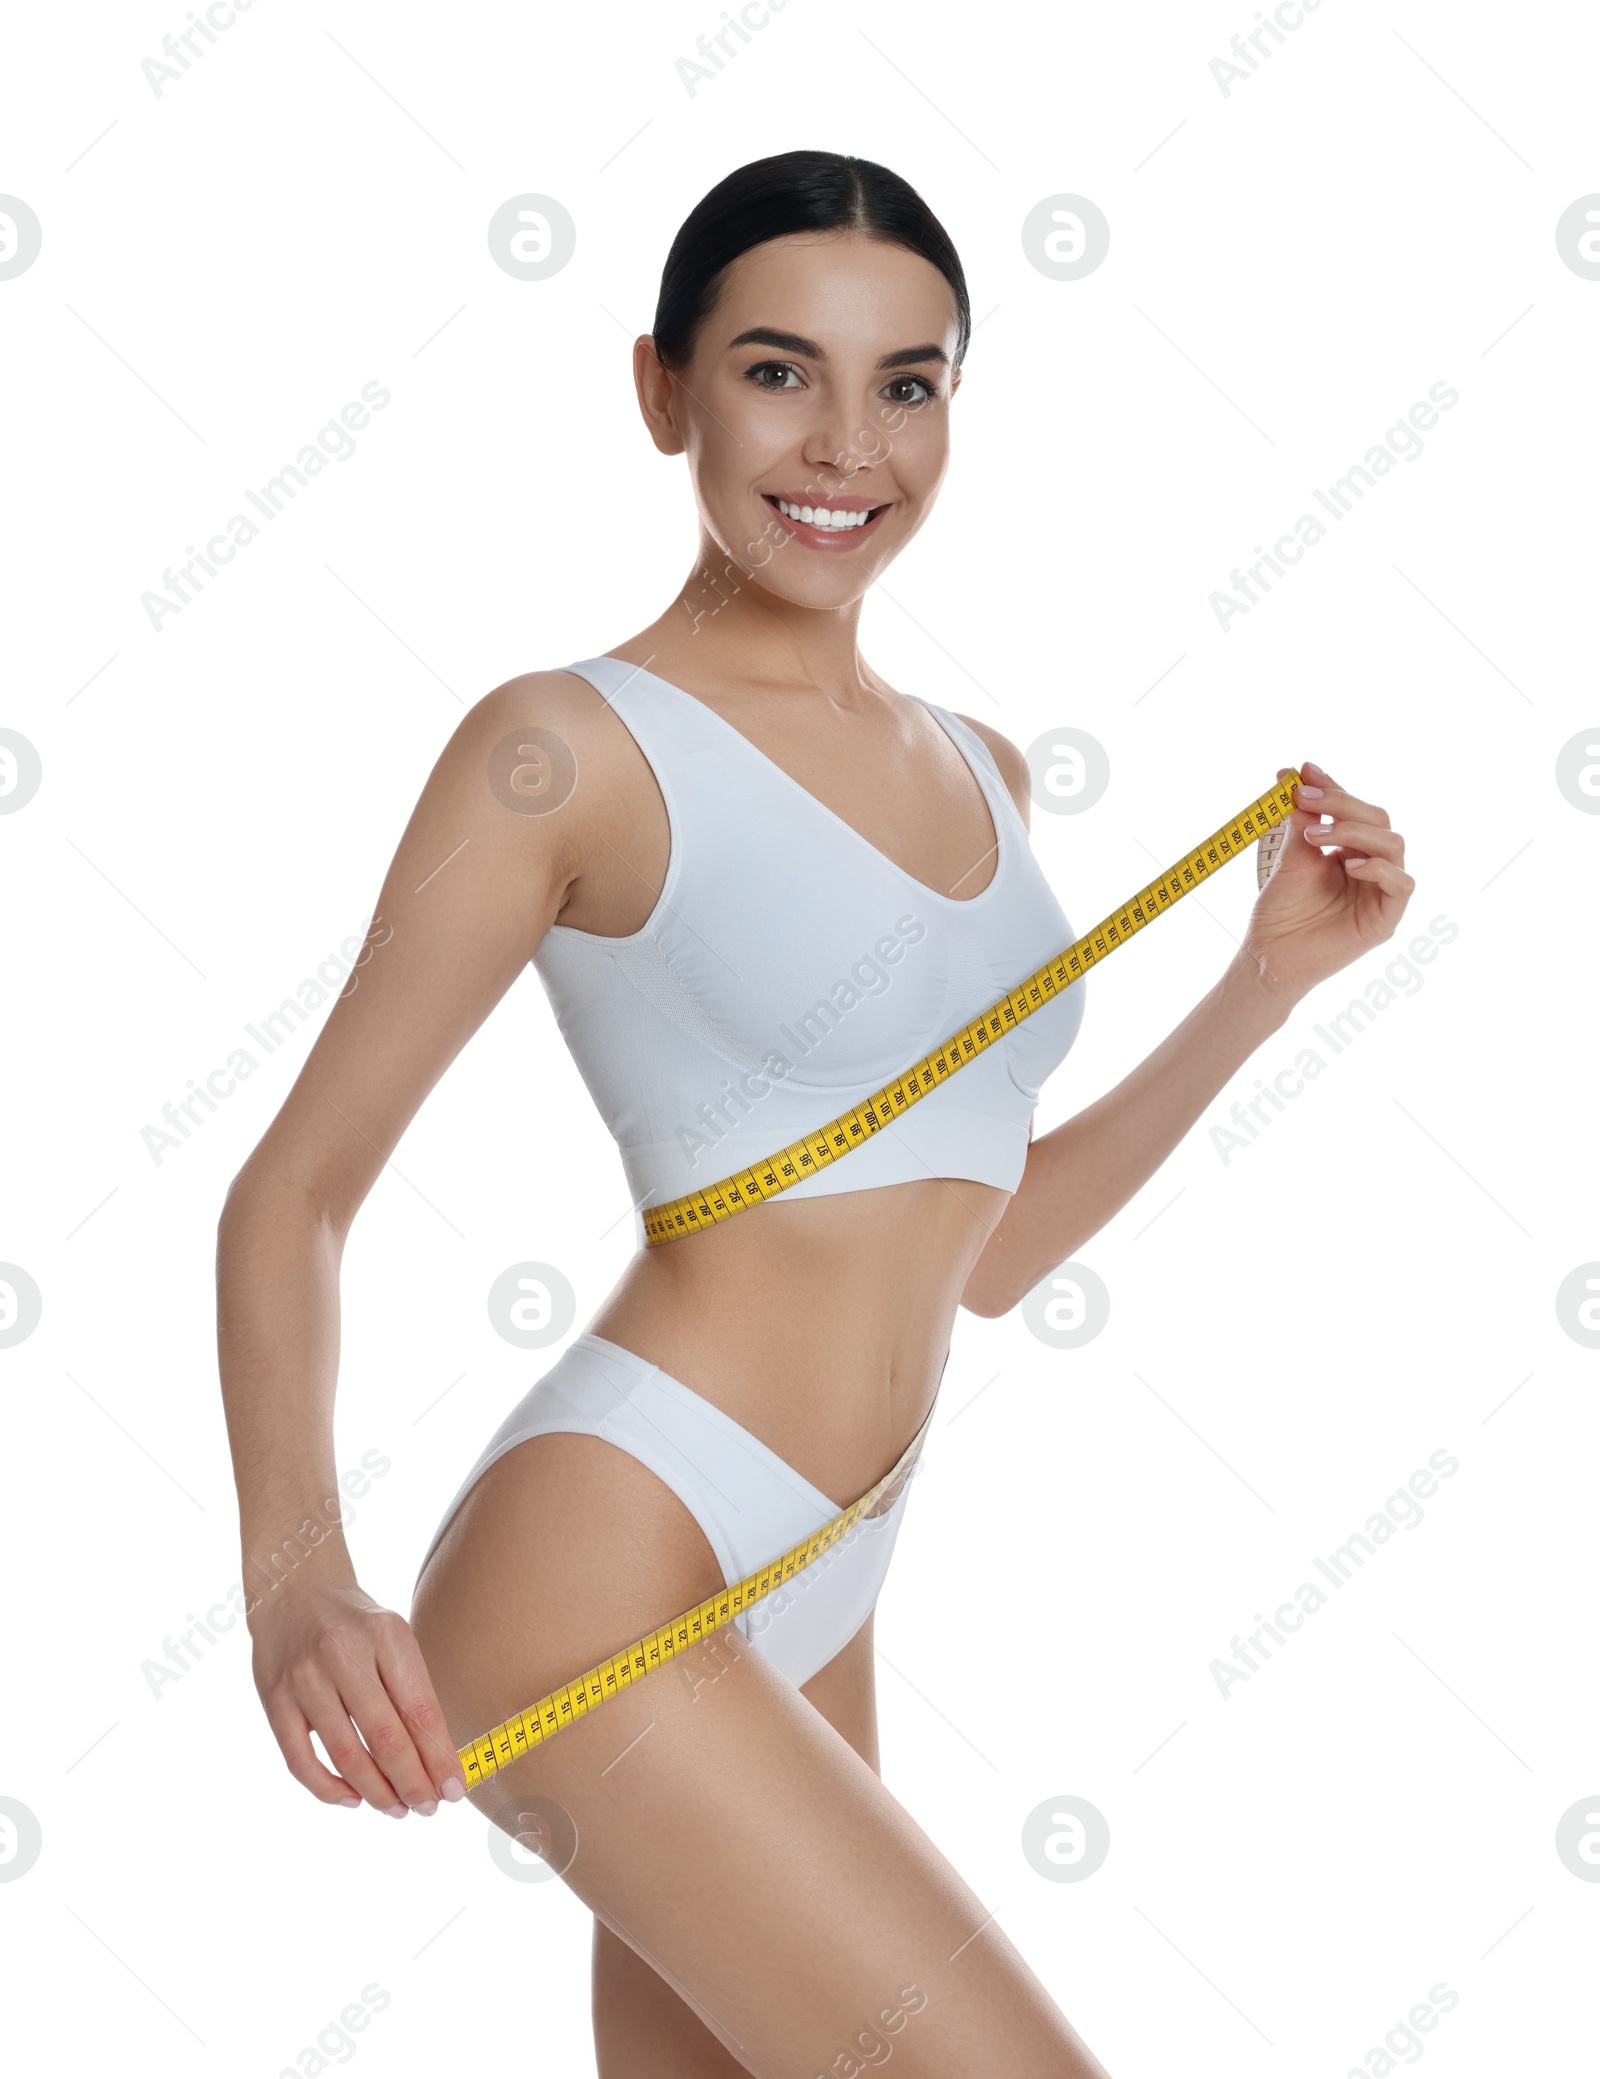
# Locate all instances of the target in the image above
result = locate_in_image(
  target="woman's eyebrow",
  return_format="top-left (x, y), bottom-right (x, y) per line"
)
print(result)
top-left (877, 343), bottom-right (949, 370)
top-left (726, 326), bottom-right (949, 371)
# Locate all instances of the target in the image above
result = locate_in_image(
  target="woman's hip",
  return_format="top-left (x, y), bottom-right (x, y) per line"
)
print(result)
top-left (413, 1331), bottom-right (934, 1695)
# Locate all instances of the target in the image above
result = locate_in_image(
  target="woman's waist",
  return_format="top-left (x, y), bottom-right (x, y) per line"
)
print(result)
top-left (612, 1175), bottom-right (1003, 1348)
top-left (585, 1183), bottom-right (989, 1494)
top-left (573, 1316), bottom-right (950, 1514)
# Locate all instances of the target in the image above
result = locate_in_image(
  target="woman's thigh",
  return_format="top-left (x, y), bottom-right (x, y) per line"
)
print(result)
top-left (411, 1430), bottom-right (1111, 2079)
top-left (589, 1614), bottom-right (882, 2077)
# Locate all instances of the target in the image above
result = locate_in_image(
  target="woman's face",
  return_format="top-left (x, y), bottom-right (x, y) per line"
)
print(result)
top-left (637, 229), bottom-right (963, 610)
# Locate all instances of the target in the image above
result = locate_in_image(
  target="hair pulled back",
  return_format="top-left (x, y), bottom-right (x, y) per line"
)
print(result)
top-left (651, 150), bottom-right (970, 372)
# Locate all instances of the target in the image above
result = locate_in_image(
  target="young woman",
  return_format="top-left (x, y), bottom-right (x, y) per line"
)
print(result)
top-left (217, 151), bottom-right (1412, 2076)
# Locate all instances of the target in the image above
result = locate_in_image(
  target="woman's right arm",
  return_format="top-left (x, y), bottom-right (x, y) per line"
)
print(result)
top-left (215, 672), bottom-right (597, 1818)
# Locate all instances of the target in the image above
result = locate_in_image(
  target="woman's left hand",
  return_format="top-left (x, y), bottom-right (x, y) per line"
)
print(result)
top-left (1239, 760), bottom-right (1415, 1008)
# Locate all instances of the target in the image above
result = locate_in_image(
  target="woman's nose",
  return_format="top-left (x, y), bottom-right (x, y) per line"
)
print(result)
top-left (800, 420), bottom-right (875, 489)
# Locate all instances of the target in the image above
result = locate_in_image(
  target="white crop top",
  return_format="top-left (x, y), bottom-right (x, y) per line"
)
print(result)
top-left (534, 657), bottom-right (1086, 1248)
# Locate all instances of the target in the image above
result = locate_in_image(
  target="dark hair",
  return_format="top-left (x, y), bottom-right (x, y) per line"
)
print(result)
top-left (652, 150), bottom-right (970, 372)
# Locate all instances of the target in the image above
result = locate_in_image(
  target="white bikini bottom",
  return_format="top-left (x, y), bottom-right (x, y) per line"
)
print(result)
top-left (415, 1332), bottom-right (937, 1692)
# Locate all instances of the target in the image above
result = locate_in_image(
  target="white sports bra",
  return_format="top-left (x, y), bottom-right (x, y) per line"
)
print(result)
top-left (534, 657), bottom-right (1086, 1247)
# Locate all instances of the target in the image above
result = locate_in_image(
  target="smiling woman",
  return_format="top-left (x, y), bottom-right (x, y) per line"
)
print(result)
top-left (645, 154), bottom-right (970, 607)
top-left (218, 146), bottom-right (1411, 2079)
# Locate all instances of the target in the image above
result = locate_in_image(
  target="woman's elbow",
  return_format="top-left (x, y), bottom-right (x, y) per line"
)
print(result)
top-left (217, 1155), bottom-right (346, 1248)
top-left (958, 1262), bottom-right (1018, 1319)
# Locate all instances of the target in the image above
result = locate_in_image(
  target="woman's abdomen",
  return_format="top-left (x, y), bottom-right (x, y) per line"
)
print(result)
top-left (585, 1173), bottom-right (1008, 1503)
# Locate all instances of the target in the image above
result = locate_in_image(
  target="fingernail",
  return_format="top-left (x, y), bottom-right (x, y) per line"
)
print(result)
top-left (415, 1799), bottom-right (438, 1817)
top-left (386, 1803), bottom-right (408, 1819)
top-left (1298, 784), bottom-right (1324, 799)
top-left (339, 1795), bottom-right (362, 1809)
top-left (441, 1777), bottom-right (466, 1803)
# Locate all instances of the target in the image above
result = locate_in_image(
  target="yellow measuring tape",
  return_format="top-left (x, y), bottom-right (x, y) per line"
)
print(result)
top-left (455, 767), bottom-right (1301, 1788)
top-left (458, 1400), bottom-right (934, 1790)
top-left (643, 769), bottom-right (1300, 1246)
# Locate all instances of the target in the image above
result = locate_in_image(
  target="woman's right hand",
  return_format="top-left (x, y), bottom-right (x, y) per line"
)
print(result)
top-left (250, 1581), bottom-right (467, 1816)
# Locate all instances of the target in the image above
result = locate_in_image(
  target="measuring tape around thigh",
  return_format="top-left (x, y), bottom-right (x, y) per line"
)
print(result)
top-left (457, 1396), bottom-right (935, 1788)
top-left (455, 768), bottom-right (1300, 1787)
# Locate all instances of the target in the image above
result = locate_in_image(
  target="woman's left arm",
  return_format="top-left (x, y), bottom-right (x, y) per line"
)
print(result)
top-left (960, 758), bottom-right (1416, 1316)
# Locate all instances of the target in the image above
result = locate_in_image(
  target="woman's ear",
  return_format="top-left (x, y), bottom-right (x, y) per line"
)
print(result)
top-left (633, 336), bottom-right (686, 457)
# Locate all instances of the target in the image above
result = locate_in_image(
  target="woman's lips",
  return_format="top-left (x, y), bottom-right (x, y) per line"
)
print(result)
top-left (762, 492), bottom-right (891, 550)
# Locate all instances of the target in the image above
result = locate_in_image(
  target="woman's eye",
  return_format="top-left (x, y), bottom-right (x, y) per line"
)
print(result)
top-left (747, 361), bottom-right (803, 391)
top-left (882, 373), bottom-right (937, 406)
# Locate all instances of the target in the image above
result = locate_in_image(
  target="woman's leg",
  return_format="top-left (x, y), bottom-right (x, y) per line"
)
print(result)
top-left (589, 1612), bottom-right (883, 2075)
top-left (591, 1917), bottom-right (751, 2077)
top-left (412, 1431), bottom-right (1113, 2079)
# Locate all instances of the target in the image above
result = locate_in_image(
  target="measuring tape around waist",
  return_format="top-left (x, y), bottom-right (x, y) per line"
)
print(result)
top-left (457, 1396), bottom-right (935, 1788)
top-left (455, 767), bottom-right (1300, 1787)
top-left (640, 768), bottom-right (1302, 1247)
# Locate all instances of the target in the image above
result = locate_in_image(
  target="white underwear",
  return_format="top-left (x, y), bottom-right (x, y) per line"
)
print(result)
top-left (415, 1332), bottom-right (935, 1692)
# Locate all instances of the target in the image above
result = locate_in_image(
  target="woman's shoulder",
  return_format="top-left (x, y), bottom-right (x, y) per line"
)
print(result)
top-left (419, 663), bottom-right (661, 836)
top-left (465, 664), bottom-right (613, 730)
top-left (945, 709), bottom-right (1031, 830)
top-left (442, 664), bottom-right (646, 767)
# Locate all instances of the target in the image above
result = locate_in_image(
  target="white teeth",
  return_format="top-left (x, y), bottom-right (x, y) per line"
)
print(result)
top-left (776, 499), bottom-right (874, 530)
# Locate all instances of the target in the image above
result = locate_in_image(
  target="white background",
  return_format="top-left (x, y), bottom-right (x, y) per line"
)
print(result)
top-left (3, 1), bottom-right (1596, 2072)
